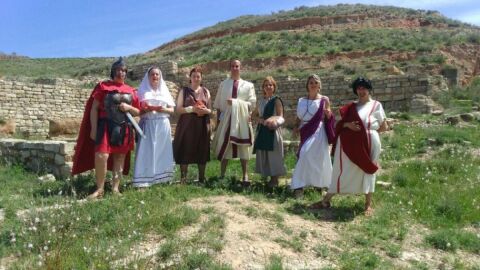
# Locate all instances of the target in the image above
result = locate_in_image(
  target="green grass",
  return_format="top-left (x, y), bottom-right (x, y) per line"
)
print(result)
top-left (426, 229), bottom-right (480, 252)
top-left (265, 254), bottom-right (285, 270)
top-left (1, 100), bottom-right (479, 268)
top-left (0, 57), bottom-right (113, 79)
top-left (339, 250), bottom-right (387, 269)
top-left (434, 77), bottom-right (480, 114)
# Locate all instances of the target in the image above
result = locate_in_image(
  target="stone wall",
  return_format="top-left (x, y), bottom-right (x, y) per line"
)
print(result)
top-left (0, 139), bottom-right (74, 179)
top-left (0, 74), bottom-right (444, 138)
top-left (176, 73), bottom-right (442, 126)
top-left (0, 79), bottom-right (91, 138)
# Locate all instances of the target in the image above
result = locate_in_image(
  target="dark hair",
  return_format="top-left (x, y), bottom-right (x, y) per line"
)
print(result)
top-left (306, 74), bottom-right (322, 91)
top-left (147, 66), bottom-right (160, 76)
top-left (351, 77), bottom-right (373, 95)
top-left (110, 57), bottom-right (127, 80)
top-left (189, 66), bottom-right (203, 84)
top-left (262, 76), bottom-right (277, 96)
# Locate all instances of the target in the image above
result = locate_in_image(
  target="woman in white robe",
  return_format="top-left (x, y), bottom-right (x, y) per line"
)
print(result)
top-left (291, 75), bottom-right (334, 198)
top-left (311, 77), bottom-right (388, 215)
top-left (132, 67), bottom-right (175, 187)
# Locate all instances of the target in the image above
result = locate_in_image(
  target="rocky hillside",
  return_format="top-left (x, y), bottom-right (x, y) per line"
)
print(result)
top-left (1, 4), bottom-right (479, 84)
top-left (139, 4), bottom-right (480, 84)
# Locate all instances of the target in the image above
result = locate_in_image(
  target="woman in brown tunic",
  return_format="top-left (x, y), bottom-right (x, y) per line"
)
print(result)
top-left (173, 67), bottom-right (212, 183)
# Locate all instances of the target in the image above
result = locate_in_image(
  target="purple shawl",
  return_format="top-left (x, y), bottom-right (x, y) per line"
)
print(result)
top-left (297, 98), bottom-right (335, 157)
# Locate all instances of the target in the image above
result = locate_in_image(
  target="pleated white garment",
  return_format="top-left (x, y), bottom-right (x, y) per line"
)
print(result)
top-left (291, 98), bottom-right (332, 189)
top-left (133, 113), bottom-right (174, 187)
top-left (328, 100), bottom-right (386, 194)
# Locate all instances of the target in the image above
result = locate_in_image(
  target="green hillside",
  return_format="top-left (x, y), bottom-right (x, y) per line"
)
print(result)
top-left (175, 4), bottom-right (470, 43)
top-left (1, 4), bottom-right (479, 82)
top-left (160, 28), bottom-right (479, 68)
top-left (0, 57), bottom-right (114, 80)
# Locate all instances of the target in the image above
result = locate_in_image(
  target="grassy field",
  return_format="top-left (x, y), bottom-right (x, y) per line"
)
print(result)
top-left (0, 94), bottom-right (479, 268)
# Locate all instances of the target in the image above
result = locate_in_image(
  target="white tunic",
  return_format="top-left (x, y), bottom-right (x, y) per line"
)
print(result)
top-left (132, 100), bottom-right (174, 187)
top-left (328, 100), bottom-right (386, 194)
top-left (290, 97), bottom-right (332, 189)
top-left (213, 78), bottom-right (256, 160)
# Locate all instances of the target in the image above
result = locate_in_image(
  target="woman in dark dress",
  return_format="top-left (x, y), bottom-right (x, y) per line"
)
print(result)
top-left (173, 67), bottom-right (212, 183)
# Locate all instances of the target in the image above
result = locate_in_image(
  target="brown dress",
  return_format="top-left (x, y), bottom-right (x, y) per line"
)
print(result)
top-left (173, 87), bottom-right (211, 164)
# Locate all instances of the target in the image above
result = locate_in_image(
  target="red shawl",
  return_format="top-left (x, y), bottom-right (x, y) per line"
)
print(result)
top-left (71, 82), bottom-right (132, 176)
top-left (334, 102), bottom-right (378, 174)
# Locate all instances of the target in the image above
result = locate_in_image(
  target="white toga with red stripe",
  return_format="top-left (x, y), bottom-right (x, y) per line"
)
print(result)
top-left (328, 100), bottom-right (386, 194)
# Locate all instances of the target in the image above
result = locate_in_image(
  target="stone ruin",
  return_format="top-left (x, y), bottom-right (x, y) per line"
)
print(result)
top-left (0, 61), bottom-right (452, 178)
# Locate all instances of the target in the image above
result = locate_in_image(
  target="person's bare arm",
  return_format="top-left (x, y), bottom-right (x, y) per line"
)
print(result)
top-left (118, 103), bottom-right (140, 116)
top-left (377, 121), bottom-right (389, 133)
top-left (90, 100), bottom-right (99, 140)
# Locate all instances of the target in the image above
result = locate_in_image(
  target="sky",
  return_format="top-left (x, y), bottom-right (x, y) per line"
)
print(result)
top-left (0, 0), bottom-right (479, 58)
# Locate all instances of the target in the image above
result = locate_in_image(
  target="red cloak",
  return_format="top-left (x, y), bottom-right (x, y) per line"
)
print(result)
top-left (334, 102), bottom-right (378, 174)
top-left (71, 81), bottom-right (138, 176)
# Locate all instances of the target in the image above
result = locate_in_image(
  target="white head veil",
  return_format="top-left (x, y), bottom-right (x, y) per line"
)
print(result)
top-left (137, 67), bottom-right (175, 106)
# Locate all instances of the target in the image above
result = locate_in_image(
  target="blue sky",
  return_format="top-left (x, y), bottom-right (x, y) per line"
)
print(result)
top-left (1, 0), bottom-right (479, 58)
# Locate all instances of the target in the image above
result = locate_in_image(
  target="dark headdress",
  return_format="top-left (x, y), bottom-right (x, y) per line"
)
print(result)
top-left (351, 77), bottom-right (372, 95)
top-left (110, 57), bottom-right (127, 79)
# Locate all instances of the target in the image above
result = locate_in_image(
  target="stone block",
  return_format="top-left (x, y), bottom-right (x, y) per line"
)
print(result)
top-left (44, 143), bottom-right (60, 153)
top-left (59, 164), bottom-right (72, 179)
top-left (38, 174), bottom-right (56, 183)
top-left (445, 115), bottom-right (460, 125)
top-left (460, 113), bottom-right (474, 122)
top-left (54, 154), bottom-right (65, 165)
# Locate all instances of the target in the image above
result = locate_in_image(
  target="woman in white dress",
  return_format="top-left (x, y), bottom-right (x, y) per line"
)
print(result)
top-left (132, 67), bottom-right (175, 187)
top-left (291, 74), bottom-right (335, 198)
top-left (311, 77), bottom-right (388, 215)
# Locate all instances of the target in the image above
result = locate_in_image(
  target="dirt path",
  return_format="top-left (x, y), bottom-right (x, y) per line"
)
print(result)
top-left (185, 195), bottom-right (339, 269)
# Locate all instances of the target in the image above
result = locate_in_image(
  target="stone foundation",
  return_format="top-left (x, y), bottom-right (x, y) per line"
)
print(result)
top-left (0, 73), bottom-right (446, 138)
top-left (0, 139), bottom-right (74, 179)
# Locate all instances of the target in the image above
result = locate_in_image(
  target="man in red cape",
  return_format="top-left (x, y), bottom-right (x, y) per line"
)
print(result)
top-left (72, 57), bottom-right (140, 198)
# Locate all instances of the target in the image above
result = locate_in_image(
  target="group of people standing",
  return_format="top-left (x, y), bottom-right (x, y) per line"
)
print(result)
top-left (72, 57), bottom-right (387, 214)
